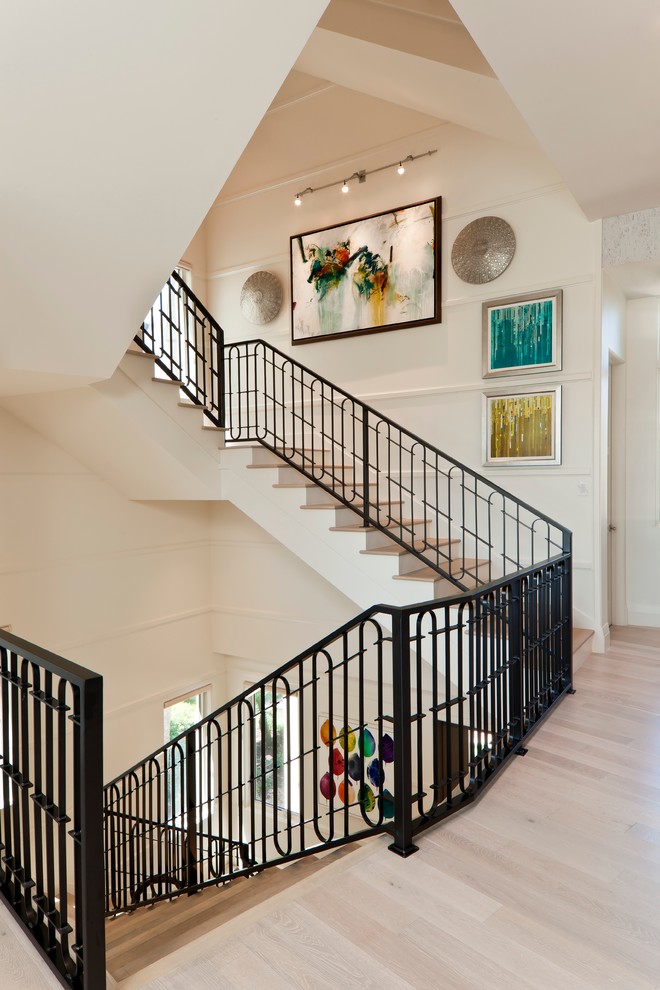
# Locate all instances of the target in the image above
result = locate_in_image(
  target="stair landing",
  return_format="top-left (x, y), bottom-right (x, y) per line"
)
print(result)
top-left (105, 845), bottom-right (366, 989)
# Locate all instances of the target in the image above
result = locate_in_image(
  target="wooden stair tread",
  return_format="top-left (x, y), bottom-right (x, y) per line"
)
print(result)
top-left (245, 464), bottom-right (354, 474)
top-left (124, 348), bottom-right (154, 359)
top-left (360, 537), bottom-right (460, 557)
top-left (273, 481), bottom-right (366, 490)
top-left (247, 463), bottom-right (351, 473)
top-left (105, 849), bottom-right (357, 984)
top-left (272, 481), bottom-right (317, 489)
top-left (393, 559), bottom-right (493, 583)
top-left (301, 498), bottom-right (403, 510)
top-left (330, 517), bottom-right (427, 533)
top-left (573, 627), bottom-right (594, 652)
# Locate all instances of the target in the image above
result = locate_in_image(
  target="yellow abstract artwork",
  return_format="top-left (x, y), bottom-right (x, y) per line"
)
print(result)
top-left (489, 393), bottom-right (555, 461)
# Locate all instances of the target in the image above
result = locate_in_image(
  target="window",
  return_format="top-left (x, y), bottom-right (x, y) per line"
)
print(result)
top-left (163, 687), bottom-right (209, 820)
top-left (146, 261), bottom-right (199, 393)
top-left (163, 690), bottom-right (204, 744)
top-left (245, 686), bottom-right (300, 815)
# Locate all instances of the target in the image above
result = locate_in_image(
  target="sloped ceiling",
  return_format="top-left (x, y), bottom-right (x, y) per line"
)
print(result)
top-left (219, 0), bottom-right (537, 203)
top-left (5, 0), bottom-right (653, 399)
top-left (450, 0), bottom-right (660, 221)
top-left (295, 28), bottom-right (532, 147)
top-left (229, 0), bottom-right (660, 224)
top-left (0, 0), bottom-right (328, 395)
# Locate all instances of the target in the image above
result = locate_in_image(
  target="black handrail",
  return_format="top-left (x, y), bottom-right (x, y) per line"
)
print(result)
top-left (3, 270), bottom-right (574, 987)
top-left (223, 338), bottom-right (569, 591)
top-left (0, 631), bottom-right (105, 990)
top-left (135, 270), bottom-right (225, 427)
top-left (104, 553), bottom-right (572, 897)
top-left (233, 337), bottom-right (566, 537)
top-left (115, 273), bottom-right (572, 905)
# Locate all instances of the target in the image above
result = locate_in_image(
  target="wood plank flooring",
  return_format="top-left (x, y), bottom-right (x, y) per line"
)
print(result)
top-left (116, 626), bottom-right (660, 989)
top-left (6, 626), bottom-right (660, 988)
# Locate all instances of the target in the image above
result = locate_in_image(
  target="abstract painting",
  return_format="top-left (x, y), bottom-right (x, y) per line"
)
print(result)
top-left (291, 198), bottom-right (441, 344)
top-left (483, 288), bottom-right (562, 378)
top-left (318, 718), bottom-right (394, 821)
top-left (484, 386), bottom-right (562, 466)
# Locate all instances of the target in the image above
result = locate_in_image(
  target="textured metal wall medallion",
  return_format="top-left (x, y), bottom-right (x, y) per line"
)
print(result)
top-left (240, 270), bottom-right (283, 324)
top-left (451, 217), bottom-right (516, 284)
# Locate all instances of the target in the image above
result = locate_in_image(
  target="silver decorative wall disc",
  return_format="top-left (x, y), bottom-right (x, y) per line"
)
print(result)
top-left (240, 270), bottom-right (283, 324)
top-left (451, 216), bottom-right (516, 284)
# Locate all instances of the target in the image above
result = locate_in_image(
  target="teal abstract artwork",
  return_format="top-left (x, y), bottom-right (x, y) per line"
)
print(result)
top-left (483, 290), bottom-right (561, 378)
top-left (490, 300), bottom-right (553, 370)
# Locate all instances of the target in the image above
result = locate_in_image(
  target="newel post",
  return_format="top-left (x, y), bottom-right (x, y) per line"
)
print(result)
top-left (389, 609), bottom-right (418, 858)
top-left (507, 576), bottom-right (525, 750)
top-left (185, 730), bottom-right (199, 892)
top-left (562, 530), bottom-right (574, 693)
top-left (78, 673), bottom-right (106, 989)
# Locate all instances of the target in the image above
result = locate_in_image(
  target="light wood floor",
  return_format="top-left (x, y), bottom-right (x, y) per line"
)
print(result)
top-left (7, 626), bottom-right (660, 989)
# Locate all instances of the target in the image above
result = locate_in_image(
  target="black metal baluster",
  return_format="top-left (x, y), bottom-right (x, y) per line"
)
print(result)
top-left (508, 577), bottom-right (524, 748)
top-left (18, 659), bottom-right (33, 923)
top-left (185, 730), bottom-right (198, 893)
top-left (389, 609), bottom-right (418, 857)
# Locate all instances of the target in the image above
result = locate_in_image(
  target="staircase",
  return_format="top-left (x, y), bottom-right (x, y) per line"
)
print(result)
top-left (0, 272), bottom-right (574, 990)
top-left (104, 274), bottom-right (573, 911)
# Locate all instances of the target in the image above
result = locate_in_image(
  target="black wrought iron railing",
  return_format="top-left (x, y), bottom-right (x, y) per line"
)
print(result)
top-left (0, 631), bottom-right (105, 990)
top-left (104, 808), bottom-right (251, 913)
top-left (2, 271), bottom-right (574, 988)
top-left (136, 270), bottom-right (224, 426)
top-left (223, 340), bottom-right (568, 590)
top-left (122, 275), bottom-right (573, 922)
top-left (103, 555), bottom-right (572, 911)
top-left (135, 276), bottom-right (568, 591)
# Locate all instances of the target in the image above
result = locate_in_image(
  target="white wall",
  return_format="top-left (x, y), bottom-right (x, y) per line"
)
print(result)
top-left (201, 121), bottom-right (601, 631)
top-left (0, 403), bottom-right (366, 779)
top-left (0, 406), bottom-right (216, 779)
top-left (600, 273), bottom-right (627, 634)
top-left (625, 297), bottom-right (660, 627)
top-left (210, 501), bottom-right (357, 702)
top-left (0, 0), bottom-right (329, 396)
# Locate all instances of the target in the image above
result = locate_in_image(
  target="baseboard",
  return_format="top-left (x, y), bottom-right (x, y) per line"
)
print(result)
top-left (586, 622), bottom-right (609, 656)
top-left (626, 608), bottom-right (660, 628)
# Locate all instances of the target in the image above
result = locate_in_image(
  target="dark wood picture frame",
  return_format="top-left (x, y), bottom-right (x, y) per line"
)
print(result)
top-left (290, 196), bottom-right (441, 345)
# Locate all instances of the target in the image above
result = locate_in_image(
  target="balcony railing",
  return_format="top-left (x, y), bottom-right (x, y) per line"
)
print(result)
top-left (2, 271), bottom-right (573, 988)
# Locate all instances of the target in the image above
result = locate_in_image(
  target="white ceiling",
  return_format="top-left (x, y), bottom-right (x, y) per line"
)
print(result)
top-left (259, 0), bottom-right (660, 225)
top-left (0, 0), bottom-right (329, 395)
top-left (219, 0), bottom-right (538, 203)
top-left (450, 0), bottom-right (660, 222)
top-left (4, 0), bottom-right (659, 398)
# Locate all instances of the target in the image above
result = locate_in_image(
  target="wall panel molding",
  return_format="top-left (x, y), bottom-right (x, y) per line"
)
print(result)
top-left (0, 538), bottom-right (211, 578)
top-left (60, 605), bottom-right (212, 653)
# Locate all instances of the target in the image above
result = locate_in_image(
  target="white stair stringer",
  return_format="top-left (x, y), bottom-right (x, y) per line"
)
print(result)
top-left (218, 445), bottom-right (438, 613)
top-left (218, 445), bottom-right (471, 698)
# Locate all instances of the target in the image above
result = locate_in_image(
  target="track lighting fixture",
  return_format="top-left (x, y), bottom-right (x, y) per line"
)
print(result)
top-left (291, 150), bottom-right (436, 205)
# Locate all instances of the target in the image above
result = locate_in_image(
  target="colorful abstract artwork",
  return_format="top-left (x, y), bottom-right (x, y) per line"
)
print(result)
top-left (291, 198), bottom-right (441, 344)
top-left (483, 289), bottom-right (562, 378)
top-left (318, 718), bottom-right (395, 820)
top-left (484, 387), bottom-right (561, 466)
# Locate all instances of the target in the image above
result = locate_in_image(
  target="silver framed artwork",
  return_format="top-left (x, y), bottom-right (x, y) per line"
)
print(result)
top-left (483, 385), bottom-right (562, 466)
top-left (483, 288), bottom-right (562, 379)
